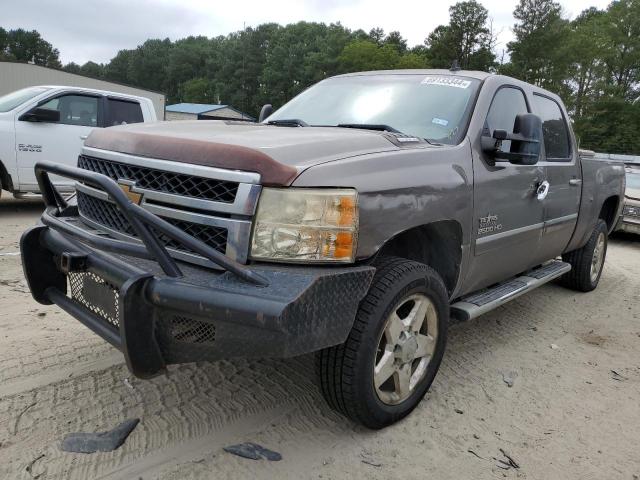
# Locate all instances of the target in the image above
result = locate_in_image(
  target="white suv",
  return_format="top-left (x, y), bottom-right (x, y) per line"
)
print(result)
top-left (0, 86), bottom-right (158, 197)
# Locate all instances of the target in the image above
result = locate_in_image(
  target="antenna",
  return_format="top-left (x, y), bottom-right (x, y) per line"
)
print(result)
top-left (242, 21), bottom-right (246, 120)
top-left (450, 59), bottom-right (461, 72)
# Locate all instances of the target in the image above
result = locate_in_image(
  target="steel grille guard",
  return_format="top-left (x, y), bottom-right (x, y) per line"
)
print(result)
top-left (35, 161), bottom-right (269, 287)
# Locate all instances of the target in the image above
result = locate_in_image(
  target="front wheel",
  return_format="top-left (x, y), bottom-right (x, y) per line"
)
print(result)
top-left (316, 257), bottom-right (448, 429)
top-left (560, 219), bottom-right (608, 292)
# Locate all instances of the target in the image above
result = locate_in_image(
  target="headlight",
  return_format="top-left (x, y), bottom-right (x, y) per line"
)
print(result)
top-left (624, 204), bottom-right (639, 217)
top-left (250, 188), bottom-right (358, 263)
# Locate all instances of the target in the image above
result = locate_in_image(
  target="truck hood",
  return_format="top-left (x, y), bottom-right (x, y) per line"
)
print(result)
top-left (85, 120), bottom-right (409, 186)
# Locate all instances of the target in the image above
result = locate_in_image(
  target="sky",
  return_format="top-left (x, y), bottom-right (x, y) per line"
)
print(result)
top-left (2, 0), bottom-right (612, 65)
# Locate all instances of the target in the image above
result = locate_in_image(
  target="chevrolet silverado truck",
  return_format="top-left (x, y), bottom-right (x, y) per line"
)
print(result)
top-left (20, 70), bottom-right (625, 429)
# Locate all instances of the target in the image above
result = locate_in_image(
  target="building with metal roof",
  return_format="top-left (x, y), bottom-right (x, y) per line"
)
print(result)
top-left (165, 103), bottom-right (254, 121)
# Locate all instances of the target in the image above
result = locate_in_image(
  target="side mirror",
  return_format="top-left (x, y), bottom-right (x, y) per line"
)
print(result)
top-left (19, 107), bottom-right (61, 123)
top-left (482, 113), bottom-right (542, 166)
top-left (258, 104), bottom-right (273, 123)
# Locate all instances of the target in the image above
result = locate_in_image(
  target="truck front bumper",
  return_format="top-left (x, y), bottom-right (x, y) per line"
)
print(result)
top-left (22, 225), bottom-right (374, 378)
top-left (20, 161), bottom-right (374, 379)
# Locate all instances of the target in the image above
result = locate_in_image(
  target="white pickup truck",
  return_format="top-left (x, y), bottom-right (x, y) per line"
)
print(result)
top-left (0, 86), bottom-right (157, 197)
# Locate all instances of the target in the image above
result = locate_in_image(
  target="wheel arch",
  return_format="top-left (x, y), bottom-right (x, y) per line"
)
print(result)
top-left (0, 159), bottom-right (14, 192)
top-left (599, 195), bottom-right (620, 233)
top-left (376, 220), bottom-right (463, 296)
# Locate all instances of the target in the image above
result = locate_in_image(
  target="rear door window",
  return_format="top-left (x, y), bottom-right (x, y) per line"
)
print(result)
top-left (107, 99), bottom-right (144, 126)
top-left (533, 94), bottom-right (571, 160)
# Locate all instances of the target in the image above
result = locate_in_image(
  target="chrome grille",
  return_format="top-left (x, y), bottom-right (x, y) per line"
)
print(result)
top-left (77, 191), bottom-right (228, 255)
top-left (76, 148), bottom-right (261, 266)
top-left (78, 155), bottom-right (239, 203)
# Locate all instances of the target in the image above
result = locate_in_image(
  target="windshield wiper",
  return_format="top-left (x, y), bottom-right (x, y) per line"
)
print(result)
top-left (268, 119), bottom-right (309, 127)
top-left (336, 123), bottom-right (435, 145)
top-left (336, 123), bottom-right (404, 134)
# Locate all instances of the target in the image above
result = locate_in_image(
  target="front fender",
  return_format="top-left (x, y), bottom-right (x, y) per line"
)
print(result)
top-left (291, 140), bottom-right (474, 261)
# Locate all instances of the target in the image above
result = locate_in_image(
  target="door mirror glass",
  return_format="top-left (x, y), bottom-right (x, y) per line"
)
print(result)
top-left (482, 113), bottom-right (542, 166)
top-left (19, 107), bottom-right (61, 123)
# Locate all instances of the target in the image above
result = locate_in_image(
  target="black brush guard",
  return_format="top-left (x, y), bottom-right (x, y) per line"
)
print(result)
top-left (21, 161), bottom-right (375, 378)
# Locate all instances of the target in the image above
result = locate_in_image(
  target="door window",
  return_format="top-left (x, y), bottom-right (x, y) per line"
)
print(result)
top-left (107, 99), bottom-right (144, 126)
top-left (485, 87), bottom-right (529, 153)
top-left (40, 94), bottom-right (99, 127)
top-left (532, 94), bottom-right (571, 160)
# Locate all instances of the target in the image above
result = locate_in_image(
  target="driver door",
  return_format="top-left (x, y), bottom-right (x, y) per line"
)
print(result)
top-left (464, 86), bottom-right (546, 293)
top-left (16, 93), bottom-right (101, 190)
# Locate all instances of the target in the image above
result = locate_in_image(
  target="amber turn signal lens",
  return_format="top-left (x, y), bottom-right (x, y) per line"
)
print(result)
top-left (250, 188), bottom-right (358, 263)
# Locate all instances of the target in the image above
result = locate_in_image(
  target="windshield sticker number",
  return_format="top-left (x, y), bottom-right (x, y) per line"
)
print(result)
top-left (432, 117), bottom-right (449, 127)
top-left (421, 77), bottom-right (471, 89)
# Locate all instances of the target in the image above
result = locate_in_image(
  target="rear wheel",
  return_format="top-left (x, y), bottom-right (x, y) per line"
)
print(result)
top-left (316, 257), bottom-right (448, 429)
top-left (560, 219), bottom-right (608, 292)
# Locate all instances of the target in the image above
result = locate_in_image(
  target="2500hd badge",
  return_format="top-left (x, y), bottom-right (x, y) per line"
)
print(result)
top-left (478, 213), bottom-right (502, 235)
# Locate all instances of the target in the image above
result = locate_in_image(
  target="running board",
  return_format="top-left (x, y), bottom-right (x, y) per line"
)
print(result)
top-left (450, 260), bottom-right (571, 321)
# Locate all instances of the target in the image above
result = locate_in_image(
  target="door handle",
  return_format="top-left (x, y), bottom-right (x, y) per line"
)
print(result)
top-left (569, 178), bottom-right (582, 186)
top-left (80, 135), bottom-right (88, 140)
top-left (536, 180), bottom-right (550, 200)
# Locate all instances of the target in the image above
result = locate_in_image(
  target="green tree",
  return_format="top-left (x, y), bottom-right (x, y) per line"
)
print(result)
top-left (565, 8), bottom-right (608, 116)
top-left (339, 40), bottom-right (401, 71)
top-left (180, 77), bottom-right (217, 103)
top-left (63, 61), bottom-right (81, 74)
top-left (600, 0), bottom-right (640, 99)
top-left (425, 0), bottom-right (496, 70)
top-left (104, 49), bottom-right (135, 84)
top-left (502, 0), bottom-right (571, 92)
top-left (79, 61), bottom-right (105, 78)
top-left (205, 23), bottom-right (282, 116)
top-left (126, 38), bottom-right (173, 92)
top-left (164, 36), bottom-right (218, 102)
top-left (0, 27), bottom-right (8, 60)
top-left (569, 0), bottom-right (640, 154)
top-left (574, 96), bottom-right (640, 154)
top-left (368, 27), bottom-right (385, 45)
top-left (260, 22), bottom-right (354, 108)
top-left (384, 31), bottom-right (408, 53)
top-left (338, 40), bottom-right (427, 73)
top-left (1, 28), bottom-right (61, 67)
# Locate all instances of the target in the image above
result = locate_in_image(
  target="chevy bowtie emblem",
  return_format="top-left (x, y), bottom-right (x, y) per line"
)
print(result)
top-left (117, 181), bottom-right (143, 205)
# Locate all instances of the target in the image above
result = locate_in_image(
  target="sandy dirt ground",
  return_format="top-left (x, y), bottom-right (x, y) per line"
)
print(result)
top-left (0, 191), bottom-right (638, 480)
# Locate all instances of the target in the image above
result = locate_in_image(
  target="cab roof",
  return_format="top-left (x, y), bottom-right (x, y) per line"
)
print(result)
top-left (334, 69), bottom-right (493, 80)
top-left (331, 69), bottom-right (563, 104)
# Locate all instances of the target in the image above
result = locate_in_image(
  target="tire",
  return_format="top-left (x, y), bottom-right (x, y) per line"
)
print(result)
top-left (560, 219), bottom-right (608, 292)
top-left (316, 256), bottom-right (448, 429)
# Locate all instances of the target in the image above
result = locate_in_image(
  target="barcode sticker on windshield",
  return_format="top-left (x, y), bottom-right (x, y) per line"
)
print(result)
top-left (421, 77), bottom-right (471, 89)
top-left (432, 117), bottom-right (449, 126)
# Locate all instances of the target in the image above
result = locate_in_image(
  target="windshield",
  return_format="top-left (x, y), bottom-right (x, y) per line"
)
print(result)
top-left (626, 169), bottom-right (640, 189)
top-left (0, 87), bottom-right (51, 113)
top-left (267, 74), bottom-right (480, 144)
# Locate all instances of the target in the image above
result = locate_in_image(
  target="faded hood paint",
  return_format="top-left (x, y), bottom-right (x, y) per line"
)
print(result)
top-left (85, 120), bottom-right (403, 186)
